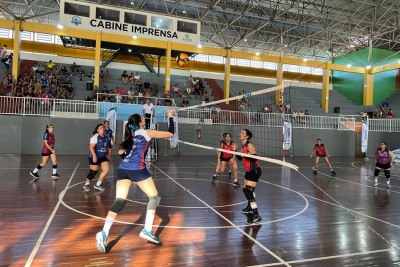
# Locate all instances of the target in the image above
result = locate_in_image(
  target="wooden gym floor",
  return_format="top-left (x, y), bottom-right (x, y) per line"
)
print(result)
top-left (1, 154), bottom-right (399, 266)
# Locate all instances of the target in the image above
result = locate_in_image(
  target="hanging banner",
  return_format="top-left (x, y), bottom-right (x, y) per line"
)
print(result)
top-left (361, 120), bottom-right (368, 153)
top-left (169, 116), bottom-right (179, 149)
top-left (283, 119), bottom-right (292, 151)
top-left (106, 107), bottom-right (117, 144)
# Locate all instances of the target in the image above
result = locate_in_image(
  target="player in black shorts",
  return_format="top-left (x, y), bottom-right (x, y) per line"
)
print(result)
top-left (211, 133), bottom-right (239, 186)
top-left (310, 138), bottom-right (336, 176)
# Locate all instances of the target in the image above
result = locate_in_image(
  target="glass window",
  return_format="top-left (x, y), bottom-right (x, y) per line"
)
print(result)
top-left (64, 2), bottom-right (90, 17)
top-left (209, 55), bottom-right (223, 64)
top-left (300, 66), bottom-right (312, 73)
top-left (194, 54), bottom-right (208, 62)
top-left (263, 62), bottom-right (276, 70)
top-left (124, 12), bottom-right (147, 26)
top-left (35, 33), bottom-right (53, 43)
top-left (251, 60), bottom-right (263, 68)
top-left (177, 20), bottom-right (197, 34)
top-left (96, 8), bottom-right (120, 22)
top-left (288, 64), bottom-right (299, 72)
top-left (54, 35), bottom-right (63, 45)
top-left (230, 58), bottom-right (237, 65)
top-left (312, 68), bottom-right (323, 75)
top-left (21, 31), bottom-right (33, 41)
top-left (237, 58), bottom-right (250, 67)
top-left (0, 28), bottom-right (12, 38)
top-left (151, 16), bottom-right (173, 30)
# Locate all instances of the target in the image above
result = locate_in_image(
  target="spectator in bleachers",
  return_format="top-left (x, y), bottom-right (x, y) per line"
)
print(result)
top-left (128, 72), bottom-right (135, 84)
top-left (1, 44), bottom-right (7, 58)
top-left (202, 91), bottom-right (210, 103)
top-left (182, 96), bottom-right (189, 107)
top-left (143, 79), bottom-right (151, 91)
top-left (1, 53), bottom-right (12, 75)
top-left (136, 81), bottom-right (143, 92)
top-left (127, 87), bottom-right (134, 103)
top-left (31, 63), bottom-right (38, 77)
top-left (115, 93), bottom-right (122, 103)
top-left (37, 64), bottom-right (45, 76)
top-left (100, 70), bottom-right (105, 82)
top-left (361, 110), bottom-right (368, 120)
top-left (386, 109), bottom-right (394, 118)
top-left (133, 72), bottom-right (141, 82)
top-left (104, 70), bottom-right (110, 83)
top-left (53, 65), bottom-right (60, 76)
top-left (382, 100), bottom-right (389, 109)
top-left (46, 60), bottom-right (56, 75)
top-left (286, 101), bottom-right (291, 114)
top-left (119, 87), bottom-right (126, 96)
top-left (60, 66), bottom-right (69, 76)
top-left (103, 96), bottom-right (110, 102)
top-left (65, 85), bottom-right (74, 99)
top-left (150, 81), bottom-right (159, 96)
top-left (121, 71), bottom-right (129, 84)
top-left (40, 74), bottom-right (48, 88)
top-left (163, 91), bottom-right (173, 106)
top-left (70, 62), bottom-right (81, 76)
top-left (171, 83), bottom-right (180, 97)
top-left (34, 83), bottom-right (42, 97)
top-left (298, 110), bottom-right (305, 122)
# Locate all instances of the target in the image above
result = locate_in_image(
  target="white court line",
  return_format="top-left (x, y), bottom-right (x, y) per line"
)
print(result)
top-left (247, 248), bottom-right (391, 266)
top-left (151, 163), bottom-right (292, 267)
top-left (24, 162), bottom-right (80, 267)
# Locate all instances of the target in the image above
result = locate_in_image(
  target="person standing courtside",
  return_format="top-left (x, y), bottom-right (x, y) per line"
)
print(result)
top-left (83, 124), bottom-right (111, 192)
top-left (95, 110), bottom-right (175, 253)
top-left (373, 142), bottom-right (394, 188)
top-left (30, 124), bottom-right (60, 180)
top-left (143, 98), bottom-right (154, 130)
top-left (103, 120), bottom-right (115, 149)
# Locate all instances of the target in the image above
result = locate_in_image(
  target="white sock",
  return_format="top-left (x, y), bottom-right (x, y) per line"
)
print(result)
top-left (387, 180), bottom-right (390, 184)
top-left (85, 181), bottom-right (90, 185)
top-left (33, 168), bottom-right (39, 173)
top-left (250, 202), bottom-right (257, 210)
top-left (96, 181), bottom-right (102, 186)
top-left (375, 178), bottom-right (378, 182)
top-left (103, 216), bottom-right (114, 236)
top-left (144, 210), bottom-right (155, 232)
top-left (53, 168), bottom-right (57, 175)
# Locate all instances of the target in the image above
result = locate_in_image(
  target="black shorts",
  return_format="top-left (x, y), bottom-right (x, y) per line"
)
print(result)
top-left (376, 162), bottom-right (391, 170)
top-left (88, 157), bottom-right (109, 166)
top-left (316, 154), bottom-right (326, 158)
top-left (117, 168), bottom-right (151, 182)
top-left (244, 167), bottom-right (262, 182)
top-left (220, 156), bottom-right (233, 162)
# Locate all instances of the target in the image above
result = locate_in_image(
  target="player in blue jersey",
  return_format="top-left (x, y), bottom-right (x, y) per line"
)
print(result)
top-left (83, 124), bottom-right (111, 192)
top-left (96, 110), bottom-right (175, 253)
top-left (103, 120), bottom-right (114, 148)
top-left (30, 124), bottom-right (60, 181)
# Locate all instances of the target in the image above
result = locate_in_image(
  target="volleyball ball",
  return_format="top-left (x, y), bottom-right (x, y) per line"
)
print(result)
top-left (176, 53), bottom-right (190, 68)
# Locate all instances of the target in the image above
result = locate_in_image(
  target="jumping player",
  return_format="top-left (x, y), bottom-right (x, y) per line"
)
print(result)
top-left (373, 142), bottom-right (394, 188)
top-left (30, 124), bottom-right (60, 180)
top-left (83, 124), bottom-right (111, 192)
top-left (211, 133), bottom-right (240, 186)
top-left (236, 129), bottom-right (262, 225)
top-left (96, 110), bottom-right (175, 253)
top-left (311, 138), bottom-right (336, 176)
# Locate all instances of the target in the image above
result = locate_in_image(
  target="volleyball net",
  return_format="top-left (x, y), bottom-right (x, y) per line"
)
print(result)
top-left (172, 82), bottom-right (298, 171)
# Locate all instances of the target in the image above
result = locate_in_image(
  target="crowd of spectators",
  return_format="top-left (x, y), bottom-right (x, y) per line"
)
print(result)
top-left (361, 100), bottom-right (395, 119)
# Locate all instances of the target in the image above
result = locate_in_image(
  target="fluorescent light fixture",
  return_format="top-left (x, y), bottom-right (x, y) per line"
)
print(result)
top-left (347, 64), bottom-right (352, 67)
top-left (132, 35), bottom-right (138, 39)
top-left (57, 24), bottom-right (64, 29)
top-left (255, 52), bottom-right (260, 56)
top-left (366, 65), bottom-right (371, 69)
top-left (197, 44), bottom-right (202, 48)
top-left (303, 58), bottom-right (308, 62)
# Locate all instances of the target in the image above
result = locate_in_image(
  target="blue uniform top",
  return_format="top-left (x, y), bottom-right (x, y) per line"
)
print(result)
top-left (89, 134), bottom-right (110, 159)
top-left (104, 128), bottom-right (113, 145)
top-left (119, 129), bottom-right (151, 170)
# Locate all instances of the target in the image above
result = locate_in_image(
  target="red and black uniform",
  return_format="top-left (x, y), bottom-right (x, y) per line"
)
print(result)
top-left (42, 132), bottom-right (55, 156)
top-left (315, 144), bottom-right (326, 157)
top-left (219, 140), bottom-right (235, 162)
top-left (242, 142), bottom-right (262, 182)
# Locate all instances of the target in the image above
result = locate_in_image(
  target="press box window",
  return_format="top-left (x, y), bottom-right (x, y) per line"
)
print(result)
top-left (96, 8), bottom-right (120, 22)
top-left (124, 12), bottom-right (147, 26)
top-left (151, 16), bottom-right (172, 30)
top-left (177, 21), bottom-right (197, 34)
top-left (64, 2), bottom-right (90, 17)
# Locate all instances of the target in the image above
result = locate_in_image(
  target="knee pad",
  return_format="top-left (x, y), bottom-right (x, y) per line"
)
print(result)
top-left (87, 169), bottom-right (98, 180)
top-left (374, 169), bottom-right (380, 177)
top-left (243, 186), bottom-right (255, 202)
top-left (110, 198), bottom-right (126, 213)
top-left (147, 195), bottom-right (161, 210)
top-left (384, 170), bottom-right (390, 178)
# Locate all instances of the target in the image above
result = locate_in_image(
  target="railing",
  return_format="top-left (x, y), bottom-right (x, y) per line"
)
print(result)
top-left (96, 93), bottom-right (176, 107)
top-left (368, 118), bottom-right (400, 132)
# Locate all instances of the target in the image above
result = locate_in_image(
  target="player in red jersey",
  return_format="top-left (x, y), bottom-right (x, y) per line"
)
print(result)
top-left (30, 124), bottom-right (60, 181)
top-left (236, 129), bottom-right (262, 225)
top-left (310, 138), bottom-right (336, 176)
top-left (211, 133), bottom-right (239, 186)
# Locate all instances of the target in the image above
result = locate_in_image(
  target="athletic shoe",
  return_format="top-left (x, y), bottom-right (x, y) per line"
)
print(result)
top-left (51, 173), bottom-right (60, 180)
top-left (96, 231), bottom-right (108, 253)
top-left (331, 171), bottom-right (336, 177)
top-left (386, 184), bottom-right (391, 189)
top-left (228, 170), bottom-right (232, 176)
top-left (241, 206), bottom-right (253, 214)
top-left (211, 175), bottom-right (217, 180)
top-left (233, 181), bottom-right (240, 187)
top-left (373, 182), bottom-right (378, 187)
top-left (313, 170), bottom-right (317, 175)
top-left (139, 229), bottom-right (160, 244)
top-left (30, 172), bottom-right (39, 180)
top-left (246, 215), bottom-right (262, 225)
top-left (83, 184), bottom-right (91, 192)
top-left (94, 184), bottom-right (105, 191)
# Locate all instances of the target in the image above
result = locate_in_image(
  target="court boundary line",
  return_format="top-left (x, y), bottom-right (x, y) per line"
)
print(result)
top-left (151, 163), bottom-right (292, 267)
top-left (24, 162), bottom-right (80, 267)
